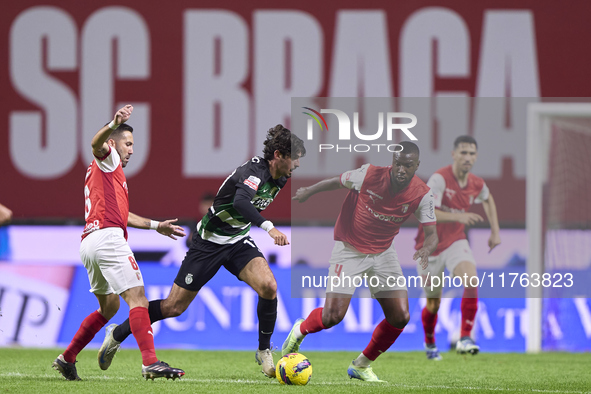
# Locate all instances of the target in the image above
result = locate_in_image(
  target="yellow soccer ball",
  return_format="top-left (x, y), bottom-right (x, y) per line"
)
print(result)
top-left (276, 353), bottom-right (312, 385)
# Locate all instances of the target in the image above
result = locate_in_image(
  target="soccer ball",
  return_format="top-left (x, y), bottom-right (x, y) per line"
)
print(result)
top-left (275, 353), bottom-right (312, 385)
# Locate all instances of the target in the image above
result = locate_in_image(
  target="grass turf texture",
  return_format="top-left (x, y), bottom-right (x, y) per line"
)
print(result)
top-left (1, 348), bottom-right (589, 393)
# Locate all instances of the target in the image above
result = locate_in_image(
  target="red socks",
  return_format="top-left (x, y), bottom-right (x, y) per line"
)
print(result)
top-left (300, 309), bottom-right (404, 361)
top-left (130, 307), bottom-right (158, 366)
top-left (299, 307), bottom-right (327, 335)
top-left (362, 319), bottom-right (403, 361)
top-left (422, 307), bottom-right (438, 344)
top-left (421, 287), bottom-right (478, 343)
top-left (63, 311), bottom-right (108, 363)
top-left (461, 287), bottom-right (478, 337)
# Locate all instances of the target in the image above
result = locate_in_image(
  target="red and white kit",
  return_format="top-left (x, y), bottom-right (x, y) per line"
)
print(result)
top-left (79, 147), bottom-right (142, 295)
top-left (415, 165), bottom-right (489, 296)
top-left (328, 164), bottom-right (436, 296)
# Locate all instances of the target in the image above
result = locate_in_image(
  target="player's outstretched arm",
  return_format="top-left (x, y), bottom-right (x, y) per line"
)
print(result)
top-left (434, 209), bottom-right (483, 225)
top-left (482, 193), bottom-right (501, 252)
top-left (127, 212), bottom-right (186, 240)
top-left (268, 227), bottom-right (290, 246)
top-left (413, 224), bottom-right (438, 270)
top-left (0, 203), bottom-right (13, 226)
top-left (91, 104), bottom-right (133, 158)
top-left (292, 176), bottom-right (342, 203)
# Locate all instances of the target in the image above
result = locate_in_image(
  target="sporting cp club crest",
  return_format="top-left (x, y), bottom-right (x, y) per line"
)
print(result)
top-left (185, 273), bottom-right (193, 285)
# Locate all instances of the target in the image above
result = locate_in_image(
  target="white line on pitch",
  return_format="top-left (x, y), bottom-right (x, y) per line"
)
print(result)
top-left (2, 373), bottom-right (588, 393)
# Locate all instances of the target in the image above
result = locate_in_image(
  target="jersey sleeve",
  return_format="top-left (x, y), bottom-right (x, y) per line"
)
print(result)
top-left (233, 187), bottom-right (266, 226)
top-left (340, 163), bottom-right (370, 191)
top-left (474, 182), bottom-right (490, 204)
top-left (94, 146), bottom-right (120, 173)
top-left (414, 190), bottom-right (436, 225)
top-left (232, 158), bottom-right (269, 226)
top-left (426, 173), bottom-right (445, 208)
top-left (236, 158), bottom-right (267, 193)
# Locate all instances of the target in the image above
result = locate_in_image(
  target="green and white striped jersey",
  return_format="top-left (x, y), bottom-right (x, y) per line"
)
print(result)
top-left (197, 156), bottom-right (287, 244)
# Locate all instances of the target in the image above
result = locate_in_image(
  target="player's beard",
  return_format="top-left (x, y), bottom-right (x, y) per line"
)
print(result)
top-left (395, 178), bottom-right (410, 188)
top-left (391, 172), bottom-right (410, 189)
top-left (118, 150), bottom-right (130, 167)
top-left (460, 162), bottom-right (472, 175)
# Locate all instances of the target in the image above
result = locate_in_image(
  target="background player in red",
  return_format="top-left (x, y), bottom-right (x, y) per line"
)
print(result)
top-left (52, 105), bottom-right (186, 381)
top-left (283, 141), bottom-right (438, 382)
top-left (414, 135), bottom-right (501, 360)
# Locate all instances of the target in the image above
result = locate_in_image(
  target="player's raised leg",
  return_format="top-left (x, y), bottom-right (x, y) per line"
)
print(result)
top-left (102, 285), bottom-right (197, 370)
top-left (98, 323), bottom-right (120, 370)
top-left (120, 286), bottom-right (185, 380)
top-left (99, 237), bottom-right (222, 372)
top-left (99, 300), bottom-right (166, 371)
top-left (454, 261), bottom-right (480, 355)
top-left (96, 293), bottom-right (126, 371)
top-left (283, 294), bottom-right (351, 355)
top-left (53, 293), bottom-right (118, 380)
top-left (284, 241), bottom-right (358, 356)
top-left (282, 318), bottom-right (305, 354)
top-left (108, 290), bottom-right (193, 340)
top-left (239, 257), bottom-right (279, 378)
top-left (348, 292), bottom-right (408, 383)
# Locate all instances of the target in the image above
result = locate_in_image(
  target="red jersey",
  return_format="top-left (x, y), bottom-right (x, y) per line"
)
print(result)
top-left (415, 165), bottom-right (489, 255)
top-left (82, 146), bottom-right (129, 240)
top-left (334, 164), bottom-right (436, 254)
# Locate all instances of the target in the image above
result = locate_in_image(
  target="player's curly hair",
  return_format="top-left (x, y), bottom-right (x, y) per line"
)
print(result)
top-left (262, 124), bottom-right (306, 161)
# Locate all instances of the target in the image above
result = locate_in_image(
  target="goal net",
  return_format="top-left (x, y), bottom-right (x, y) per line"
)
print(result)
top-left (526, 103), bottom-right (591, 352)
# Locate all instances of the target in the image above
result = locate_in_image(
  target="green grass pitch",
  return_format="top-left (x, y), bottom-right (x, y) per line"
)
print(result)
top-left (1, 348), bottom-right (590, 393)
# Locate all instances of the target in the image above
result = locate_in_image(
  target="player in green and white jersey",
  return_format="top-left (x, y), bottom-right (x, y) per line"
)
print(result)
top-left (197, 153), bottom-right (290, 244)
top-left (100, 125), bottom-right (306, 378)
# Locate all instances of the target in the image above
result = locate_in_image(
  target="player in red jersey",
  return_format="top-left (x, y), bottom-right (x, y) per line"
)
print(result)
top-left (282, 141), bottom-right (438, 382)
top-left (53, 105), bottom-right (186, 381)
top-left (414, 135), bottom-right (501, 360)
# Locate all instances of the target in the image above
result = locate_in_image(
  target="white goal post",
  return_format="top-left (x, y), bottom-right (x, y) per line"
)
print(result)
top-left (526, 102), bottom-right (591, 353)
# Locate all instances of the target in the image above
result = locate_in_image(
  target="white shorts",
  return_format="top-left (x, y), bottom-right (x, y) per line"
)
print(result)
top-left (417, 239), bottom-right (476, 297)
top-left (79, 227), bottom-right (144, 295)
top-left (327, 241), bottom-right (407, 297)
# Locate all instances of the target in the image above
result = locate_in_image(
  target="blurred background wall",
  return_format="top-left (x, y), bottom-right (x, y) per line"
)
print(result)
top-left (1, 1), bottom-right (590, 352)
